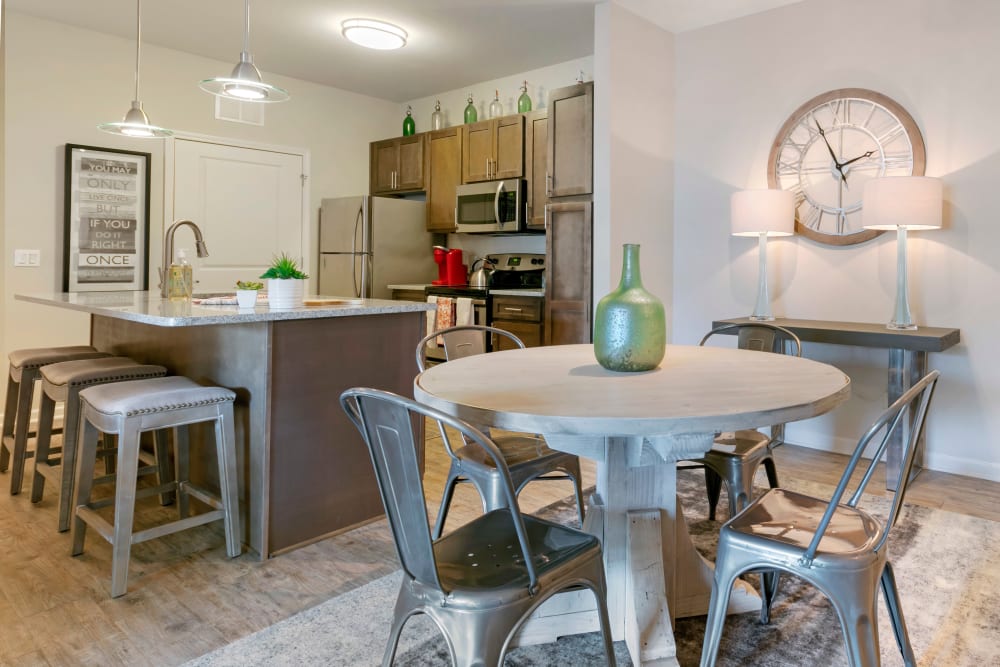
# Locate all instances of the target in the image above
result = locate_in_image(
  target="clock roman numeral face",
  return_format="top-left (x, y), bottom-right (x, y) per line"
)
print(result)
top-left (767, 89), bottom-right (926, 246)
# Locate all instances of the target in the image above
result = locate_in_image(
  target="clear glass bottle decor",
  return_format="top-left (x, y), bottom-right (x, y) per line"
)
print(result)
top-left (464, 94), bottom-right (478, 124)
top-left (402, 105), bottom-right (415, 136)
top-left (593, 244), bottom-right (666, 372)
top-left (430, 100), bottom-right (443, 130)
top-left (517, 81), bottom-right (532, 113)
top-left (489, 89), bottom-right (503, 118)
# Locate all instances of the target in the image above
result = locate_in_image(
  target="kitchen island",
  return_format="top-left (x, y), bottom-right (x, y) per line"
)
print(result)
top-left (16, 291), bottom-right (433, 558)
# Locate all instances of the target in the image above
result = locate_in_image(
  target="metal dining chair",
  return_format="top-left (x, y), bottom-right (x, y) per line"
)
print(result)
top-left (700, 369), bottom-right (940, 667)
top-left (416, 324), bottom-right (586, 538)
top-left (682, 322), bottom-right (802, 521)
top-left (340, 387), bottom-right (616, 667)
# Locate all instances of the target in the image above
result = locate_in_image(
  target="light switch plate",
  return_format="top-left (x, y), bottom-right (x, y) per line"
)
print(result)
top-left (13, 249), bottom-right (41, 267)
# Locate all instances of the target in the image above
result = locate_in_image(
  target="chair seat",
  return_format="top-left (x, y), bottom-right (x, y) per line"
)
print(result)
top-left (705, 429), bottom-right (771, 459)
top-left (724, 488), bottom-right (883, 562)
top-left (433, 509), bottom-right (601, 607)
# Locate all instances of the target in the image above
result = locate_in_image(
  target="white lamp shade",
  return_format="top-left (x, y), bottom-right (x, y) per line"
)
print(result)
top-left (731, 189), bottom-right (795, 237)
top-left (862, 176), bottom-right (943, 230)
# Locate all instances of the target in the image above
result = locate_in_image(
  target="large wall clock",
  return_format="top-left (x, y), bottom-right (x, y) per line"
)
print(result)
top-left (767, 88), bottom-right (926, 246)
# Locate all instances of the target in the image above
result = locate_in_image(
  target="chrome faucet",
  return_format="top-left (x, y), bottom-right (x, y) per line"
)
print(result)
top-left (159, 219), bottom-right (209, 297)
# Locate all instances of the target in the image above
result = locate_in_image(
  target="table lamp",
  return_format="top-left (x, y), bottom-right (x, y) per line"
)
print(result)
top-left (731, 189), bottom-right (795, 321)
top-left (862, 176), bottom-right (943, 330)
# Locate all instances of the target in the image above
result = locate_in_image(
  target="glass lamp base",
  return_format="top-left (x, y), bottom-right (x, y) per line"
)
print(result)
top-left (887, 321), bottom-right (918, 331)
top-left (749, 314), bottom-right (776, 322)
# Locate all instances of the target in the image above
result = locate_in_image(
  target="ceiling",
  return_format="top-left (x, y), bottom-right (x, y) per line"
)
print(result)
top-left (6, 0), bottom-right (804, 102)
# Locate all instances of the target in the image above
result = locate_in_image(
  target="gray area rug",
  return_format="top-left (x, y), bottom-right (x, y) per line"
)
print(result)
top-left (187, 470), bottom-right (1000, 666)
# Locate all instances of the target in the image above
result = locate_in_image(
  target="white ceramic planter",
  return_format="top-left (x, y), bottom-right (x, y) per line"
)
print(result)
top-left (267, 278), bottom-right (305, 309)
top-left (235, 289), bottom-right (259, 308)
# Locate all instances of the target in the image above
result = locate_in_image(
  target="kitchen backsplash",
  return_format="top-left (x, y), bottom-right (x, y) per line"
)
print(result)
top-left (445, 233), bottom-right (545, 267)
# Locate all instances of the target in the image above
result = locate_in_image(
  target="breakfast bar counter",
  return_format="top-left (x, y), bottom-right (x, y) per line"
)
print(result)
top-left (17, 291), bottom-right (433, 558)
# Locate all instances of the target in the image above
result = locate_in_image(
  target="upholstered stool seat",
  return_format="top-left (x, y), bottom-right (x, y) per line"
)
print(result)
top-left (31, 356), bottom-right (168, 531)
top-left (71, 376), bottom-right (241, 598)
top-left (2, 345), bottom-right (110, 495)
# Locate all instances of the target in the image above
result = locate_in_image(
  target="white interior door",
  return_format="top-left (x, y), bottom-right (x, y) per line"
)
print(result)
top-left (173, 139), bottom-right (304, 293)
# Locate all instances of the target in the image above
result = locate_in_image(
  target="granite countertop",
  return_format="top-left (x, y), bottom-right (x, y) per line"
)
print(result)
top-left (489, 288), bottom-right (545, 297)
top-left (16, 291), bottom-right (434, 328)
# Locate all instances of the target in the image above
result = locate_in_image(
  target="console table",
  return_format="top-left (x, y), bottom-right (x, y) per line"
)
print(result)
top-left (713, 317), bottom-right (961, 490)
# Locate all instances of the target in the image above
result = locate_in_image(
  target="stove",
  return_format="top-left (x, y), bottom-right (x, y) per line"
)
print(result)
top-left (424, 253), bottom-right (544, 355)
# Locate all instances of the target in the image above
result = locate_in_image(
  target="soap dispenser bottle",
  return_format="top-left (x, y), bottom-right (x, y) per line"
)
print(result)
top-left (167, 248), bottom-right (193, 300)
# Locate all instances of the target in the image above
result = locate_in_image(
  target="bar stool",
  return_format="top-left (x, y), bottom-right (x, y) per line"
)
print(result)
top-left (2, 345), bottom-right (110, 494)
top-left (71, 376), bottom-right (241, 598)
top-left (31, 357), bottom-right (168, 532)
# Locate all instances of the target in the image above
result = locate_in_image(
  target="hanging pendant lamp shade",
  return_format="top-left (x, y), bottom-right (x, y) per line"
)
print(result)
top-left (98, 0), bottom-right (172, 138)
top-left (199, 0), bottom-right (289, 103)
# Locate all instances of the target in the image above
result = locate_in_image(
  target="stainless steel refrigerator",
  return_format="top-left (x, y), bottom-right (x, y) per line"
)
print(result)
top-left (318, 196), bottom-right (436, 299)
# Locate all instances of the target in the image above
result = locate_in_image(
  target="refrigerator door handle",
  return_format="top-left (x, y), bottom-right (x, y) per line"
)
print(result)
top-left (353, 204), bottom-right (364, 255)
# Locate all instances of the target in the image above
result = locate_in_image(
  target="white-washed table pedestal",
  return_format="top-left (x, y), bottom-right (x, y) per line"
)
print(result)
top-left (511, 433), bottom-right (759, 666)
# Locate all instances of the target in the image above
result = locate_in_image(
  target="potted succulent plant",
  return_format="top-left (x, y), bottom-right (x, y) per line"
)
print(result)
top-left (260, 253), bottom-right (309, 309)
top-left (235, 280), bottom-right (264, 308)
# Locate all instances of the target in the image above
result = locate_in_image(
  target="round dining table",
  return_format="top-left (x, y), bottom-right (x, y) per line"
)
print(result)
top-left (414, 343), bottom-right (850, 666)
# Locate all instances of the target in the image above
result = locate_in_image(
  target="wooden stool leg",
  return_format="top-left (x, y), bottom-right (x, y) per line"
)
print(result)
top-left (175, 426), bottom-right (191, 519)
top-left (71, 414), bottom-right (101, 557)
top-left (214, 408), bottom-right (242, 558)
top-left (153, 429), bottom-right (175, 506)
top-left (1, 373), bottom-right (18, 471)
top-left (110, 420), bottom-right (142, 599)
top-left (29, 393), bottom-right (57, 504)
top-left (9, 370), bottom-right (38, 495)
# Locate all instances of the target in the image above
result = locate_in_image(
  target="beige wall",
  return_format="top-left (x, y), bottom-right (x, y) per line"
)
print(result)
top-left (594, 2), bottom-right (674, 333)
top-left (673, 0), bottom-right (1000, 478)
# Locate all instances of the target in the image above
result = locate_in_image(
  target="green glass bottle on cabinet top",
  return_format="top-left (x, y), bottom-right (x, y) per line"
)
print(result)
top-left (402, 105), bottom-right (415, 136)
top-left (517, 80), bottom-right (532, 113)
top-left (464, 94), bottom-right (478, 124)
top-left (593, 244), bottom-right (666, 372)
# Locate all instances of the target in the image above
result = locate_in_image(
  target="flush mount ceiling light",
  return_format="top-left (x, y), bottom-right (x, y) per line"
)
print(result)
top-left (341, 18), bottom-right (408, 50)
top-left (200, 0), bottom-right (289, 103)
top-left (98, 0), bottom-right (172, 138)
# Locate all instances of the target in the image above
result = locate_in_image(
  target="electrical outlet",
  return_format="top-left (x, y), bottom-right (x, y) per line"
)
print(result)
top-left (13, 249), bottom-right (41, 267)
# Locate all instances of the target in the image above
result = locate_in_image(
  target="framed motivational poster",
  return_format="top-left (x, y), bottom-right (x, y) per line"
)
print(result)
top-left (63, 144), bottom-right (151, 292)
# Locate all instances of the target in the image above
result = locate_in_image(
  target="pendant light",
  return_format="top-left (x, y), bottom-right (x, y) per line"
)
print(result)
top-left (199, 0), bottom-right (289, 103)
top-left (98, 0), bottom-right (172, 138)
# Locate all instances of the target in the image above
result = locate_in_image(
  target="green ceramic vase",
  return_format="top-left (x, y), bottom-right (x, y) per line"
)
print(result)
top-left (593, 244), bottom-right (666, 372)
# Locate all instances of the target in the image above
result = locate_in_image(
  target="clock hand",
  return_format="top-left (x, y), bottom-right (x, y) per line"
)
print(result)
top-left (840, 150), bottom-right (877, 169)
top-left (814, 119), bottom-right (848, 185)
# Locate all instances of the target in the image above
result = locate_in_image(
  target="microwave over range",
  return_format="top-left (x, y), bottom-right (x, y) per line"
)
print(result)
top-left (454, 179), bottom-right (526, 233)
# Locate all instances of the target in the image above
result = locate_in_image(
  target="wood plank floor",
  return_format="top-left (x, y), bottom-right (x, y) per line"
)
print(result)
top-left (0, 431), bottom-right (996, 666)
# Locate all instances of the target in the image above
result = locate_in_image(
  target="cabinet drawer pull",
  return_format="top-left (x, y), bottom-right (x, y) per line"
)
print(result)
top-left (503, 307), bottom-right (523, 313)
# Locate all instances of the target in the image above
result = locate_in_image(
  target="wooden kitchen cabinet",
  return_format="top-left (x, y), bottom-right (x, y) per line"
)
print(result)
top-left (523, 109), bottom-right (548, 231)
top-left (545, 200), bottom-right (592, 345)
top-left (370, 134), bottom-right (425, 194)
top-left (425, 127), bottom-right (462, 232)
top-left (547, 82), bottom-right (593, 198)
top-left (462, 115), bottom-right (524, 183)
top-left (492, 295), bottom-right (544, 349)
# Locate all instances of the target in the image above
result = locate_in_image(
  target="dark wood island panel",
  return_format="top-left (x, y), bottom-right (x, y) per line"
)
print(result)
top-left (90, 310), bottom-right (424, 558)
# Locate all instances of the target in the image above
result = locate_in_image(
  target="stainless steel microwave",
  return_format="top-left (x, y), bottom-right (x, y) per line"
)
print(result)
top-left (454, 179), bottom-right (525, 233)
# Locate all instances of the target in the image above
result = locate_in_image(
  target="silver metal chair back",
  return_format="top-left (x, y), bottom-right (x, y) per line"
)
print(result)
top-left (415, 324), bottom-right (586, 539)
top-left (340, 387), bottom-right (615, 667)
top-left (700, 369), bottom-right (940, 667)
top-left (415, 324), bottom-right (525, 371)
top-left (699, 321), bottom-right (802, 357)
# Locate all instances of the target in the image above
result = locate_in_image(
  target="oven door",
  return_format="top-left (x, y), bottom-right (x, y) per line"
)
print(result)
top-left (423, 294), bottom-right (489, 364)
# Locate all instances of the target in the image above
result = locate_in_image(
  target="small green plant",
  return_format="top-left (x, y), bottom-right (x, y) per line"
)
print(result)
top-left (235, 280), bottom-right (264, 291)
top-left (259, 253), bottom-right (309, 280)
